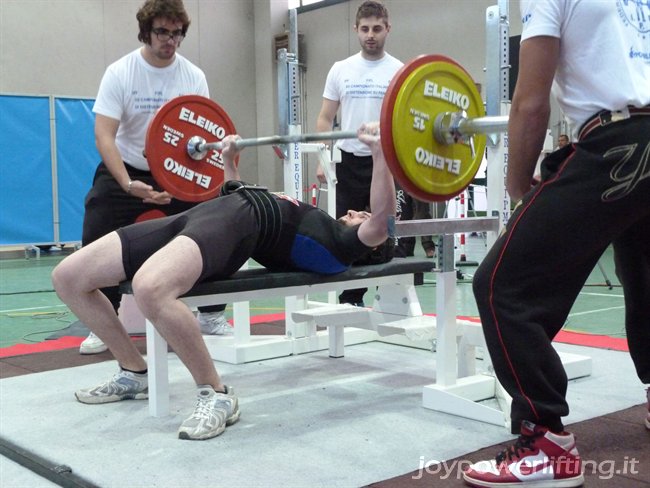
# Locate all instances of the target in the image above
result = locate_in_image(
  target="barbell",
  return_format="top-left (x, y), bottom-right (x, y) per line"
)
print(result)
top-left (144, 54), bottom-right (509, 203)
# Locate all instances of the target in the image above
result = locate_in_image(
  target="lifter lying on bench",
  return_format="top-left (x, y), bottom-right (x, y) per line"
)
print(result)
top-left (51, 122), bottom-right (396, 441)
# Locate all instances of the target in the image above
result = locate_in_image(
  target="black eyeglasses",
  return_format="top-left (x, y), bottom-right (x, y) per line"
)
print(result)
top-left (151, 27), bottom-right (185, 42)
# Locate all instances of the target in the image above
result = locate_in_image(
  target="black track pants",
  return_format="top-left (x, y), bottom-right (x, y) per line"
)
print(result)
top-left (473, 114), bottom-right (650, 434)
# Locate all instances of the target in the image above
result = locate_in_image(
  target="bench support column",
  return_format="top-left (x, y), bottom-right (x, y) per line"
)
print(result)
top-left (146, 320), bottom-right (169, 417)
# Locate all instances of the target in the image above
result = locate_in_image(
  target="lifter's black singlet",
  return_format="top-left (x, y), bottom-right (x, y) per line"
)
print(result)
top-left (253, 194), bottom-right (371, 274)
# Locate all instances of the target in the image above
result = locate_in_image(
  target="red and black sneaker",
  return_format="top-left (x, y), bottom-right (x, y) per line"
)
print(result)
top-left (463, 420), bottom-right (584, 487)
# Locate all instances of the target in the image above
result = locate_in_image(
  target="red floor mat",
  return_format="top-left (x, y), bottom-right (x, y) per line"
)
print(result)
top-left (554, 329), bottom-right (628, 352)
top-left (0, 312), bottom-right (627, 358)
top-left (0, 336), bottom-right (85, 358)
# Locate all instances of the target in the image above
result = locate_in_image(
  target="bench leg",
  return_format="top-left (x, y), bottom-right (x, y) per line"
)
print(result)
top-left (232, 301), bottom-right (251, 343)
top-left (285, 295), bottom-right (310, 339)
top-left (146, 319), bottom-right (169, 417)
top-left (328, 325), bottom-right (345, 358)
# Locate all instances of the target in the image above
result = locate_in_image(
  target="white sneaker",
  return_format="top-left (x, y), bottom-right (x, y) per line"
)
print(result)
top-left (75, 369), bottom-right (148, 404)
top-left (178, 385), bottom-right (240, 440)
top-left (79, 332), bottom-right (108, 354)
top-left (197, 311), bottom-right (232, 335)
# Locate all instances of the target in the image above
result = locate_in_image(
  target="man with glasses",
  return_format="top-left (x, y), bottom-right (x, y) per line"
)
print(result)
top-left (78, 0), bottom-right (229, 355)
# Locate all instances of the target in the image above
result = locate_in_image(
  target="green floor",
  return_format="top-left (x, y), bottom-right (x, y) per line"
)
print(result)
top-left (0, 238), bottom-right (625, 349)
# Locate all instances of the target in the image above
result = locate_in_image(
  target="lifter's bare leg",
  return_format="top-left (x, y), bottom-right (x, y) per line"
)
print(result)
top-left (131, 235), bottom-right (224, 392)
top-left (52, 232), bottom-right (147, 372)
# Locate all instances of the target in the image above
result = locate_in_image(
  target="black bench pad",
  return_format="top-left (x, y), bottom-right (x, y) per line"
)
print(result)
top-left (119, 257), bottom-right (434, 297)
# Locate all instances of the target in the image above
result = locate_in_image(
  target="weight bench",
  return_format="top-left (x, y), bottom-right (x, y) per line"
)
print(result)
top-left (119, 257), bottom-right (437, 416)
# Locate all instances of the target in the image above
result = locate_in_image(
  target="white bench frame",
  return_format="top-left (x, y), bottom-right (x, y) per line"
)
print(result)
top-left (121, 258), bottom-right (437, 417)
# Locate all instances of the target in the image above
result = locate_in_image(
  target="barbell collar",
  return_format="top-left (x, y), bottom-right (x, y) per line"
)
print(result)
top-left (434, 112), bottom-right (509, 145)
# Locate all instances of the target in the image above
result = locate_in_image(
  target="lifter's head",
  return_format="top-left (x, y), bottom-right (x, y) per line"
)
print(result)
top-left (338, 210), bottom-right (372, 227)
top-left (137, 0), bottom-right (190, 45)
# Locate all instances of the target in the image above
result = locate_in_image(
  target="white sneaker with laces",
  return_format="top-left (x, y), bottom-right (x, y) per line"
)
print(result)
top-left (79, 331), bottom-right (108, 354)
top-left (197, 311), bottom-right (232, 335)
top-left (75, 369), bottom-right (148, 404)
top-left (178, 385), bottom-right (240, 440)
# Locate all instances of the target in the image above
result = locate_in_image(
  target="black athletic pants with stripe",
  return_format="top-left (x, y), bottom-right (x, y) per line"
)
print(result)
top-left (473, 114), bottom-right (650, 434)
top-left (82, 162), bottom-right (225, 315)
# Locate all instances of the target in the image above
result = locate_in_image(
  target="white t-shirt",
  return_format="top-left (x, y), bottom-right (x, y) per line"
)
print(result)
top-left (323, 52), bottom-right (403, 156)
top-left (93, 48), bottom-right (209, 170)
top-left (520, 0), bottom-right (650, 138)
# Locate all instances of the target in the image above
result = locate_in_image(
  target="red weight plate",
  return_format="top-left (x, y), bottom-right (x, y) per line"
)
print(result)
top-left (145, 95), bottom-right (237, 202)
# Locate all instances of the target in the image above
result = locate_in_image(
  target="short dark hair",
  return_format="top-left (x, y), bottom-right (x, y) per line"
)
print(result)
top-left (136, 0), bottom-right (191, 44)
top-left (355, 1), bottom-right (390, 27)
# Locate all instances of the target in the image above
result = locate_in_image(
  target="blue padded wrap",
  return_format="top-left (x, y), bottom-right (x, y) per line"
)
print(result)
top-left (290, 234), bottom-right (348, 274)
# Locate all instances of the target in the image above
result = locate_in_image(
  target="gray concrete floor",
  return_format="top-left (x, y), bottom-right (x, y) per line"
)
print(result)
top-left (0, 340), bottom-right (644, 488)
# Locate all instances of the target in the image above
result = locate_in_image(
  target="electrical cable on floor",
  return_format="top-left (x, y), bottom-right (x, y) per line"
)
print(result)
top-left (2, 311), bottom-right (74, 343)
top-left (0, 289), bottom-right (57, 295)
top-left (20, 325), bottom-right (74, 343)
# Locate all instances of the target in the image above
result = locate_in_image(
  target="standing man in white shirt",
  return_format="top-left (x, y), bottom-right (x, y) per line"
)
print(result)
top-left (465, 1), bottom-right (650, 486)
top-left (315, 0), bottom-right (403, 306)
top-left (79, 0), bottom-right (228, 355)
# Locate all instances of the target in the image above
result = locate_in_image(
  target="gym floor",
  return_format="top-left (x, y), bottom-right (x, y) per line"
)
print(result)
top-left (0, 237), bottom-right (648, 487)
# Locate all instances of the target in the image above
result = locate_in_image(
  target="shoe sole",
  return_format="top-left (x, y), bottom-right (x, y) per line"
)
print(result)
top-left (75, 391), bottom-right (148, 404)
top-left (79, 346), bottom-right (108, 355)
top-left (199, 326), bottom-right (233, 335)
top-left (462, 473), bottom-right (584, 488)
top-left (178, 408), bottom-right (241, 441)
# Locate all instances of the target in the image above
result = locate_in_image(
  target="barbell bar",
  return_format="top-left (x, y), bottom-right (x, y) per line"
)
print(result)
top-left (145, 54), bottom-right (508, 203)
top-left (187, 130), bottom-right (358, 161)
top-left (188, 113), bottom-right (509, 160)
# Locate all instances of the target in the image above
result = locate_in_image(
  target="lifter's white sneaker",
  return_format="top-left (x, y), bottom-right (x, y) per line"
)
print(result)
top-left (197, 311), bottom-right (232, 335)
top-left (75, 369), bottom-right (148, 404)
top-left (178, 385), bottom-right (240, 440)
top-left (79, 332), bottom-right (108, 354)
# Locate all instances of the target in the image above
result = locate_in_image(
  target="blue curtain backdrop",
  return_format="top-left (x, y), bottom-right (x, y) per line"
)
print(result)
top-left (55, 98), bottom-right (98, 242)
top-left (0, 95), bottom-right (98, 245)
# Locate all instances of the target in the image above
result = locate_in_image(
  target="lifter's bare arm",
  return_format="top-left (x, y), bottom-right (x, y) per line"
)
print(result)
top-left (221, 134), bottom-right (243, 182)
top-left (356, 122), bottom-right (396, 247)
top-left (220, 124), bottom-right (395, 248)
